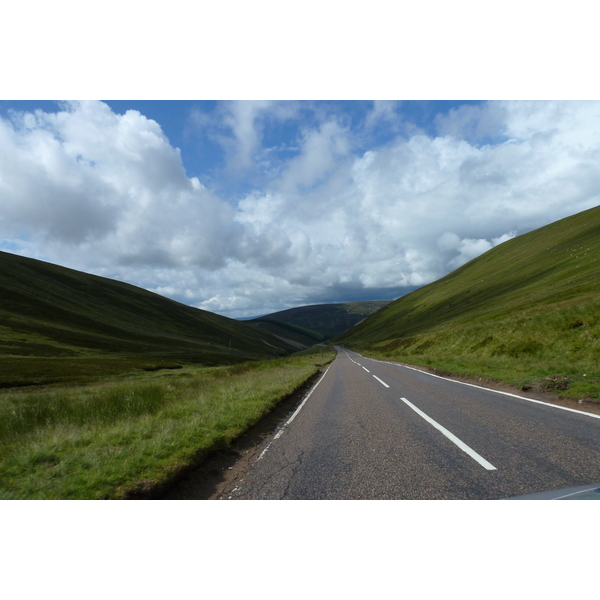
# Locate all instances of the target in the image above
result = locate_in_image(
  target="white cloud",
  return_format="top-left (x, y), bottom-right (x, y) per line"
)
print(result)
top-left (221, 100), bottom-right (274, 170)
top-left (447, 238), bottom-right (493, 269)
top-left (365, 100), bottom-right (399, 128)
top-left (437, 232), bottom-right (461, 251)
top-left (1, 100), bottom-right (600, 318)
top-left (435, 102), bottom-right (508, 142)
top-left (0, 101), bottom-right (239, 271)
top-left (275, 119), bottom-right (351, 194)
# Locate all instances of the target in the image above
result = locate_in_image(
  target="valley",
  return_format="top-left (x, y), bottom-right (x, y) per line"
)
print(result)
top-left (2, 205), bottom-right (600, 499)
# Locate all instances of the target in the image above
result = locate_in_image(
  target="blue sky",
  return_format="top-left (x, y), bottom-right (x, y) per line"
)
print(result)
top-left (106, 100), bottom-right (485, 195)
top-left (0, 100), bottom-right (484, 194)
top-left (1, 99), bottom-right (599, 317)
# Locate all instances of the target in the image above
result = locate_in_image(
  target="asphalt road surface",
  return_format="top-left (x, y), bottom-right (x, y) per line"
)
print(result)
top-left (227, 348), bottom-right (600, 499)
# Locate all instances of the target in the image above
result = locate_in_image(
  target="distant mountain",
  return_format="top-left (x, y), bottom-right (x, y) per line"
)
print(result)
top-left (236, 315), bottom-right (267, 321)
top-left (0, 251), bottom-right (296, 386)
top-left (249, 301), bottom-right (392, 348)
top-left (334, 205), bottom-right (600, 396)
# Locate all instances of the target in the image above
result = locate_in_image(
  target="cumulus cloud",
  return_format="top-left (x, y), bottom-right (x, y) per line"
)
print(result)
top-left (220, 100), bottom-right (274, 171)
top-left (1, 100), bottom-right (600, 317)
top-left (0, 105), bottom-right (121, 243)
top-left (434, 102), bottom-right (508, 143)
top-left (275, 119), bottom-right (351, 194)
top-left (365, 100), bottom-right (399, 128)
top-left (0, 102), bottom-right (241, 272)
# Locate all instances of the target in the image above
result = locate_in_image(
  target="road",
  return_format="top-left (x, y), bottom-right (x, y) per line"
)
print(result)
top-left (227, 348), bottom-right (600, 499)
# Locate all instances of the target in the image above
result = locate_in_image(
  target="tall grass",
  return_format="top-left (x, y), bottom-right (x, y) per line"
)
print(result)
top-left (0, 384), bottom-right (167, 441)
top-left (355, 313), bottom-right (600, 399)
top-left (0, 352), bottom-right (335, 499)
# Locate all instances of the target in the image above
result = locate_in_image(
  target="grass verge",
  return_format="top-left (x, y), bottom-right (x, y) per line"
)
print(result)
top-left (0, 350), bottom-right (335, 499)
top-left (354, 337), bottom-right (600, 401)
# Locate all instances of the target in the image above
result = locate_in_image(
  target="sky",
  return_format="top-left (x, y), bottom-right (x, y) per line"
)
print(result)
top-left (1, 99), bottom-right (600, 318)
top-left (2, 3), bottom-right (599, 319)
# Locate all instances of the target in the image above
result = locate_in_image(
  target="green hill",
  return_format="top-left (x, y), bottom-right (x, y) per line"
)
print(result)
top-left (249, 301), bottom-right (391, 348)
top-left (0, 251), bottom-right (295, 386)
top-left (336, 205), bottom-right (600, 400)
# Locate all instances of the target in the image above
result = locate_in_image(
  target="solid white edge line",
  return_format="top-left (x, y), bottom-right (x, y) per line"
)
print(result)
top-left (355, 353), bottom-right (600, 421)
top-left (400, 397), bottom-right (497, 471)
top-left (256, 364), bottom-right (332, 461)
top-left (286, 364), bottom-right (331, 426)
top-left (373, 375), bottom-right (390, 388)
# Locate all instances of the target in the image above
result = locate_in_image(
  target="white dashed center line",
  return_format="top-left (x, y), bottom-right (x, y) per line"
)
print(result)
top-left (373, 375), bottom-right (389, 388)
top-left (399, 397), bottom-right (497, 471)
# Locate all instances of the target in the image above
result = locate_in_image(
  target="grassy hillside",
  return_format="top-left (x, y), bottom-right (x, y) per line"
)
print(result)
top-left (336, 205), bottom-right (600, 400)
top-left (0, 251), bottom-right (295, 386)
top-left (0, 351), bottom-right (335, 499)
top-left (249, 301), bottom-right (391, 347)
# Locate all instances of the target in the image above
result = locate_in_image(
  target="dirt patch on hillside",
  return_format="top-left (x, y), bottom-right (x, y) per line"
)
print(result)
top-left (272, 334), bottom-right (307, 350)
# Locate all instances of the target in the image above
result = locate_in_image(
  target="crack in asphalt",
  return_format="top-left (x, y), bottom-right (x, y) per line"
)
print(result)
top-left (231, 448), bottom-right (307, 499)
top-left (281, 450), bottom-right (305, 499)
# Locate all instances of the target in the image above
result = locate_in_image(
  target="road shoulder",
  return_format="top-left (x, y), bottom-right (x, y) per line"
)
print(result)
top-left (156, 370), bottom-right (325, 500)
